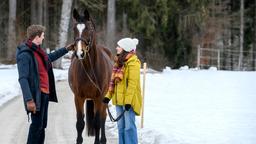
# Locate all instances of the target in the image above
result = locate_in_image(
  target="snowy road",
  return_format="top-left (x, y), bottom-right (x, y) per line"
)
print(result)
top-left (0, 80), bottom-right (117, 144)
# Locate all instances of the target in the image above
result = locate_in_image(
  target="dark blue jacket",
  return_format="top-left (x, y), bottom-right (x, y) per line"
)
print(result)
top-left (16, 42), bottom-right (68, 112)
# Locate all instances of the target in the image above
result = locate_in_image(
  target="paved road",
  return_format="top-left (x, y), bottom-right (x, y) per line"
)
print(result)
top-left (0, 80), bottom-right (117, 144)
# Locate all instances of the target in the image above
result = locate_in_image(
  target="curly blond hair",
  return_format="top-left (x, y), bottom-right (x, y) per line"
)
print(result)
top-left (27, 25), bottom-right (46, 40)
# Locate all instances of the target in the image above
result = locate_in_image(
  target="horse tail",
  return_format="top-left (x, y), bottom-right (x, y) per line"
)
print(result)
top-left (86, 100), bottom-right (95, 136)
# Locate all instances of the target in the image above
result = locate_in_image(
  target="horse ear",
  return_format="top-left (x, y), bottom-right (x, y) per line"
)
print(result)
top-left (84, 9), bottom-right (90, 21)
top-left (73, 8), bottom-right (79, 21)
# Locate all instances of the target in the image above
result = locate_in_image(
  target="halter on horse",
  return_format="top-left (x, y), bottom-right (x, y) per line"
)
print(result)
top-left (68, 8), bottom-right (112, 144)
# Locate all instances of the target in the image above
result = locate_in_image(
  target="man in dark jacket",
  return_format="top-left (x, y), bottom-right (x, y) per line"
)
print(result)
top-left (16, 24), bottom-right (74, 144)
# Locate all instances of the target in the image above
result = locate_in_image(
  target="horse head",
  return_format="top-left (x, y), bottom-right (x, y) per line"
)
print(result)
top-left (72, 8), bottom-right (96, 60)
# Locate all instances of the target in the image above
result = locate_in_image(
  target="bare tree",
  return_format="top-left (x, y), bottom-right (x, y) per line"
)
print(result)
top-left (31, 0), bottom-right (44, 25)
top-left (30, 0), bottom-right (37, 24)
top-left (43, 0), bottom-right (49, 47)
top-left (7, 0), bottom-right (16, 62)
top-left (106, 0), bottom-right (116, 53)
top-left (38, 0), bottom-right (43, 25)
top-left (53, 0), bottom-right (73, 69)
top-left (253, 0), bottom-right (256, 70)
top-left (238, 0), bottom-right (244, 70)
top-left (122, 12), bottom-right (128, 36)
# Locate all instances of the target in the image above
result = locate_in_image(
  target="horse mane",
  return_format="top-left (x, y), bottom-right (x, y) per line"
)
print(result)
top-left (89, 18), bottom-right (96, 31)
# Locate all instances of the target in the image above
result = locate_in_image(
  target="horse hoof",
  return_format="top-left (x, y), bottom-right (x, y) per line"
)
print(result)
top-left (100, 139), bottom-right (106, 144)
top-left (76, 137), bottom-right (83, 144)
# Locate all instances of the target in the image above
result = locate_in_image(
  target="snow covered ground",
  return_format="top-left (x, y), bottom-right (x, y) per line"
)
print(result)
top-left (1, 60), bottom-right (256, 144)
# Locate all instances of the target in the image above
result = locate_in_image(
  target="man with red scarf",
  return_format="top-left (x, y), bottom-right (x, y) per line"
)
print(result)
top-left (16, 25), bottom-right (74, 144)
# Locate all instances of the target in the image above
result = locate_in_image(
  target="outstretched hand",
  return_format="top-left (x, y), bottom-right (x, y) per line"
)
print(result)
top-left (65, 42), bottom-right (75, 51)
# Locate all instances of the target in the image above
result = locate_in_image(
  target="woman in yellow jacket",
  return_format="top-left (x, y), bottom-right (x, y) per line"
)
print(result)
top-left (103, 37), bottom-right (142, 144)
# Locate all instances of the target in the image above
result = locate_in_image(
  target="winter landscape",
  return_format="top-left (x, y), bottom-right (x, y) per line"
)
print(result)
top-left (0, 59), bottom-right (256, 144)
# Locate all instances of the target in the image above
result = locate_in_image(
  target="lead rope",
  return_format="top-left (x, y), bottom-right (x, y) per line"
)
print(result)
top-left (107, 106), bottom-right (125, 122)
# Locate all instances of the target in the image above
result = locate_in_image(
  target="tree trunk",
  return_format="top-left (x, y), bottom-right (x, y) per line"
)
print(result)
top-left (7, 0), bottom-right (16, 62)
top-left (30, 0), bottom-right (37, 24)
top-left (30, 0), bottom-right (43, 25)
top-left (238, 0), bottom-right (244, 70)
top-left (122, 12), bottom-right (128, 36)
top-left (43, 0), bottom-right (49, 48)
top-left (38, 0), bottom-right (43, 25)
top-left (53, 0), bottom-right (72, 69)
top-left (253, 0), bottom-right (256, 70)
top-left (106, 0), bottom-right (116, 53)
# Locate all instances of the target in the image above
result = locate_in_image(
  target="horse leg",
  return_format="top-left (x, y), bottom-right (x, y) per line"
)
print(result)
top-left (93, 101), bottom-right (107, 144)
top-left (100, 104), bottom-right (107, 144)
top-left (94, 110), bottom-right (101, 144)
top-left (93, 99), bottom-right (107, 144)
top-left (75, 97), bottom-right (85, 144)
top-left (94, 99), bottom-right (102, 144)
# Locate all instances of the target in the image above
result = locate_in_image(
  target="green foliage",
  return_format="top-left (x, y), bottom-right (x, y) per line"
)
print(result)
top-left (78, 0), bottom-right (105, 12)
top-left (244, 0), bottom-right (255, 53)
top-left (2, 0), bottom-right (255, 70)
top-left (119, 0), bottom-right (210, 69)
top-left (75, 0), bottom-right (106, 29)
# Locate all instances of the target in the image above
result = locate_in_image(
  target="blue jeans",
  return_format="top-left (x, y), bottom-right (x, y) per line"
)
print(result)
top-left (27, 92), bottom-right (49, 144)
top-left (116, 105), bottom-right (138, 144)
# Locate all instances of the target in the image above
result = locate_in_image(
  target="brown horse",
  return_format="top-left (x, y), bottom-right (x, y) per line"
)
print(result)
top-left (68, 8), bottom-right (112, 144)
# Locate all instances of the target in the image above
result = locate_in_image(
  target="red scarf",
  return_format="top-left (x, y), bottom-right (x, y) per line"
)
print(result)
top-left (26, 39), bottom-right (50, 94)
top-left (26, 39), bottom-right (52, 70)
top-left (108, 52), bottom-right (135, 94)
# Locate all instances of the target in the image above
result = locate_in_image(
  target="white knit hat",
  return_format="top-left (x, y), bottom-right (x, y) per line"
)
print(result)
top-left (117, 38), bottom-right (139, 52)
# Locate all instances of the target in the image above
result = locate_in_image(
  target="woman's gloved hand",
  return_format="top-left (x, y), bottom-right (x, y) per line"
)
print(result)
top-left (125, 104), bottom-right (131, 111)
top-left (102, 97), bottom-right (110, 104)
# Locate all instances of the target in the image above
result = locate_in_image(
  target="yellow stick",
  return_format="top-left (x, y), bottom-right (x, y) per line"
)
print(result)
top-left (141, 62), bottom-right (147, 128)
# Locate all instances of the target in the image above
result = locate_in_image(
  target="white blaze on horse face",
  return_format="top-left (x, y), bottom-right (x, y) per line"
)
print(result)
top-left (77, 41), bottom-right (83, 59)
top-left (76, 24), bottom-right (85, 59)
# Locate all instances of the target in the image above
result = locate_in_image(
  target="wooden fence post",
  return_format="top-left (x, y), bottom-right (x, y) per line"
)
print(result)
top-left (141, 62), bottom-right (147, 128)
top-left (217, 49), bottom-right (220, 70)
top-left (197, 45), bottom-right (201, 68)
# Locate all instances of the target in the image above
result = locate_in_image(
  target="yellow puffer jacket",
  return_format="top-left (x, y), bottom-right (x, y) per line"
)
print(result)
top-left (105, 55), bottom-right (142, 116)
